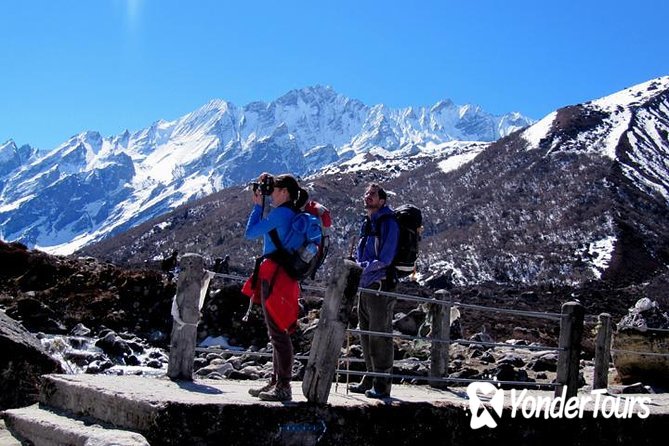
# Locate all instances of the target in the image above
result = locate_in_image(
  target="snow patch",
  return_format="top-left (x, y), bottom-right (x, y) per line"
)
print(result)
top-left (577, 235), bottom-right (617, 279)
top-left (522, 112), bottom-right (556, 149)
top-left (437, 149), bottom-right (482, 173)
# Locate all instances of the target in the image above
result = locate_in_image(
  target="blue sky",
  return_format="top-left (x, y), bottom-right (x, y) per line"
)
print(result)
top-left (2, 0), bottom-right (668, 151)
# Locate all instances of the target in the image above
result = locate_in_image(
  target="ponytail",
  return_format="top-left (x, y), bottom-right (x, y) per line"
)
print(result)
top-left (295, 187), bottom-right (309, 209)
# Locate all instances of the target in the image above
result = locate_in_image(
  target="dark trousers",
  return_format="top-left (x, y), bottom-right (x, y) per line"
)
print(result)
top-left (261, 279), bottom-right (293, 386)
top-left (358, 280), bottom-right (397, 394)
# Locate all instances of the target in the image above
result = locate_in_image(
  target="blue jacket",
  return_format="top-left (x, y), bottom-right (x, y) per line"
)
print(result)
top-left (245, 203), bottom-right (296, 256)
top-left (355, 205), bottom-right (399, 288)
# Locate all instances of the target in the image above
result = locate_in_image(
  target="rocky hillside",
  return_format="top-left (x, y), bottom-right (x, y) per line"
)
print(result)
top-left (3, 238), bottom-right (669, 353)
top-left (0, 240), bottom-right (176, 341)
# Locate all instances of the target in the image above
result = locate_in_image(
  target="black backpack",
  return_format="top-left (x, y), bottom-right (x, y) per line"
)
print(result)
top-left (389, 204), bottom-right (423, 277)
top-left (366, 204), bottom-right (423, 278)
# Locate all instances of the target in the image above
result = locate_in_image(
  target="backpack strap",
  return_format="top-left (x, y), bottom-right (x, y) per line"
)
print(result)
top-left (360, 213), bottom-right (394, 258)
top-left (268, 228), bottom-right (284, 252)
top-left (374, 213), bottom-right (395, 257)
top-left (359, 216), bottom-right (372, 256)
top-left (374, 213), bottom-right (399, 284)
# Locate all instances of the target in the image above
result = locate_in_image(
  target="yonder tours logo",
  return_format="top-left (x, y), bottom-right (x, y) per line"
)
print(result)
top-left (466, 382), bottom-right (651, 429)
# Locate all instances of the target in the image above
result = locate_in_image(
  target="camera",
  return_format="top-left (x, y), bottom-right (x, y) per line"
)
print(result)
top-left (250, 175), bottom-right (274, 196)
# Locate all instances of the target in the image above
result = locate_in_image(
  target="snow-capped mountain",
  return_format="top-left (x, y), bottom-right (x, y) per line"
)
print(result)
top-left (0, 86), bottom-right (532, 253)
top-left (0, 140), bottom-right (38, 188)
top-left (428, 75), bottom-right (669, 285)
top-left (78, 76), bottom-right (669, 287)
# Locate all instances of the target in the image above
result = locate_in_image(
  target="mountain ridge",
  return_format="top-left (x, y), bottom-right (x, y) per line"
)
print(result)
top-left (77, 76), bottom-right (669, 288)
top-left (0, 86), bottom-right (532, 253)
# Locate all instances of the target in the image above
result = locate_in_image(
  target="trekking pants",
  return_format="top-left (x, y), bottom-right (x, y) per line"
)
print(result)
top-left (260, 278), bottom-right (294, 386)
top-left (358, 279), bottom-right (397, 394)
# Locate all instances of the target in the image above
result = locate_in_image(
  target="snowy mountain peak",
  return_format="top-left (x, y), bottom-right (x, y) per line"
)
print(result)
top-left (1, 86), bottom-right (533, 253)
top-left (0, 140), bottom-right (18, 163)
top-left (277, 85), bottom-right (340, 106)
top-left (195, 98), bottom-right (232, 114)
top-left (590, 76), bottom-right (669, 112)
top-left (522, 76), bottom-right (669, 156)
top-left (430, 99), bottom-right (456, 113)
top-left (521, 75), bottom-right (669, 208)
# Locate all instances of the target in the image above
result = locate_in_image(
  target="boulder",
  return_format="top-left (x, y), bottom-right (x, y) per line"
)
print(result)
top-left (0, 310), bottom-right (62, 410)
top-left (5, 297), bottom-right (66, 333)
top-left (612, 329), bottom-right (669, 385)
top-left (393, 309), bottom-right (425, 336)
top-left (612, 298), bottom-right (669, 385)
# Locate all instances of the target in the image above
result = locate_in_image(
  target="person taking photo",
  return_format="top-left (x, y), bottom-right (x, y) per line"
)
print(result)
top-left (241, 172), bottom-right (307, 402)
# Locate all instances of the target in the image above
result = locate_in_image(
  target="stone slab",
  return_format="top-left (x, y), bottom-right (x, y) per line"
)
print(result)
top-left (37, 374), bottom-right (669, 446)
top-left (2, 404), bottom-right (149, 446)
top-left (0, 420), bottom-right (22, 446)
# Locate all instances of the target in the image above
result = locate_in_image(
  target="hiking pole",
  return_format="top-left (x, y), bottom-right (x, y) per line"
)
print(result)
top-left (242, 299), bottom-right (253, 322)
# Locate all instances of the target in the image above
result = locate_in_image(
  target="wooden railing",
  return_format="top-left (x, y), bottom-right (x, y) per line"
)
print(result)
top-left (168, 253), bottom-right (590, 403)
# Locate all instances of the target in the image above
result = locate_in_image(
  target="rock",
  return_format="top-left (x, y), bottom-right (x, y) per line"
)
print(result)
top-left (448, 367), bottom-right (480, 379)
top-left (5, 298), bottom-right (67, 333)
top-left (612, 328), bottom-right (669, 385)
top-left (393, 309), bottom-right (426, 336)
top-left (70, 323), bottom-right (92, 337)
top-left (622, 382), bottom-right (653, 394)
top-left (491, 363), bottom-right (531, 385)
top-left (480, 352), bottom-right (496, 363)
top-left (0, 311), bottom-right (63, 410)
top-left (612, 298), bottom-right (669, 386)
top-left (86, 359), bottom-right (114, 374)
top-left (126, 355), bottom-right (142, 366)
top-left (469, 327), bottom-right (495, 349)
top-left (145, 359), bottom-right (163, 369)
top-left (512, 326), bottom-right (540, 342)
top-left (126, 340), bottom-right (145, 354)
top-left (527, 353), bottom-right (558, 372)
top-left (393, 359), bottom-right (428, 379)
top-left (95, 331), bottom-right (132, 358)
top-left (206, 352), bottom-right (223, 362)
top-left (62, 350), bottom-right (103, 367)
top-left (498, 354), bottom-right (526, 368)
top-left (617, 298), bottom-right (669, 330)
top-left (195, 362), bottom-right (234, 377)
top-left (450, 318), bottom-right (462, 340)
top-left (193, 357), bottom-right (208, 371)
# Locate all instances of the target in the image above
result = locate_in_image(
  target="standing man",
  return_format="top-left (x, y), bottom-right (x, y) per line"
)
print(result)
top-left (350, 183), bottom-right (400, 399)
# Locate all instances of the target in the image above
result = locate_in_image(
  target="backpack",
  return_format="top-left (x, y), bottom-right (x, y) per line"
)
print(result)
top-left (391, 204), bottom-right (423, 277)
top-left (269, 200), bottom-right (331, 281)
top-left (371, 204), bottom-right (423, 278)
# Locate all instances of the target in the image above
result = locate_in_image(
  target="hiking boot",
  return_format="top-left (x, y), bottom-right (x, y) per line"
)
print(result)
top-left (258, 385), bottom-right (292, 402)
top-left (365, 388), bottom-right (391, 399)
top-left (348, 382), bottom-right (372, 394)
top-left (248, 381), bottom-right (275, 398)
top-left (348, 376), bottom-right (373, 394)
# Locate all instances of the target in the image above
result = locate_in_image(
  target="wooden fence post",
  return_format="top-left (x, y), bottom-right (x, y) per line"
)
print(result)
top-left (429, 289), bottom-right (451, 388)
top-left (555, 301), bottom-right (584, 398)
top-left (167, 253), bottom-right (211, 381)
top-left (302, 258), bottom-right (362, 403)
top-left (593, 313), bottom-right (612, 390)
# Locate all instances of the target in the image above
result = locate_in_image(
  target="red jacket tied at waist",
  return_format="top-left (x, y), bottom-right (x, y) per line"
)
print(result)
top-left (242, 258), bottom-right (299, 333)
